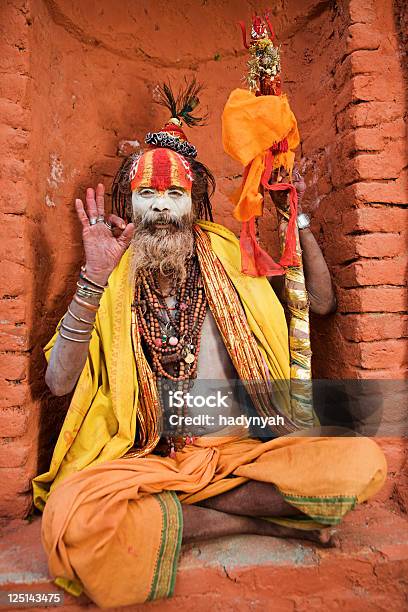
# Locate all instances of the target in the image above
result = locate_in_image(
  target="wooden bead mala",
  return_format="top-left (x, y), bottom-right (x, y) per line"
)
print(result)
top-left (132, 254), bottom-right (207, 457)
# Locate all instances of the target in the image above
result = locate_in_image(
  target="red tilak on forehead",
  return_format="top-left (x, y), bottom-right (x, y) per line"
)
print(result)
top-left (130, 148), bottom-right (193, 193)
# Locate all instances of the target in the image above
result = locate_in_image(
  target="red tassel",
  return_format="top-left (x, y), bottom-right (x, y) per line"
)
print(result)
top-left (261, 172), bottom-right (299, 268)
top-left (238, 147), bottom-right (299, 276)
top-left (240, 217), bottom-right (285, 276)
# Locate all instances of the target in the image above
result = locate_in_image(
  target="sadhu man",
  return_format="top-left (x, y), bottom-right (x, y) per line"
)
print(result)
top-left (32, 84), bottom-right (387, 608)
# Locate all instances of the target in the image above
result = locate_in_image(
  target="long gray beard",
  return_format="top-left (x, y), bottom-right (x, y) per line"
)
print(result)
top-left (128, 210), bottom-right (196, 288)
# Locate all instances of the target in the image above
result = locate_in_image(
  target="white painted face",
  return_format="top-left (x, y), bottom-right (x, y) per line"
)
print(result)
top-left (132, 186), bottom-right (192, 227)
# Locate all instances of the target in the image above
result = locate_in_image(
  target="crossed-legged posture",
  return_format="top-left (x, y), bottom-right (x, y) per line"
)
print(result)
top-left (33, 108), bottom-right (386, 608)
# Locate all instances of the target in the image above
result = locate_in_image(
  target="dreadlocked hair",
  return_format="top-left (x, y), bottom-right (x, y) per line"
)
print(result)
top-left (111, 153), bottom-right (215, 223)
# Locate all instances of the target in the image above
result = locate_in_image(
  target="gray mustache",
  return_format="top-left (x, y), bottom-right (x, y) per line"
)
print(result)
top-left (138, 210), bottom-right (189, 229)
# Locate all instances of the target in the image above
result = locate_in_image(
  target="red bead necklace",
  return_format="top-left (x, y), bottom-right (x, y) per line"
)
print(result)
top-left (133, 255), bottom-right (207, 456)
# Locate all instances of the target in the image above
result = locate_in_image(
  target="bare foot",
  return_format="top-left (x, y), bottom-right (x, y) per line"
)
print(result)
top-left (298, 527), bottom-right (340, 548)
top-left (255, 519), bottom-right (340, 548)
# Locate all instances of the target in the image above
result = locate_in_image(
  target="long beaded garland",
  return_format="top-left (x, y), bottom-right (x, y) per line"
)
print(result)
top-left (132, 255), bottom-right (207, 456)
top-left (123, 224), bottom-right (304, 461)
top-left (193, 224), bottom-right (298, 435)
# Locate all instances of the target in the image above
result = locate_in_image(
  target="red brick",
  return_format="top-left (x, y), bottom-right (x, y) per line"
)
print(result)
top-left (350, 50), bottom-right (398, 77)
top-left (0, 324), bottom-right (28, 351)
top-left (0, 42), bottom-right (29, 75)
top-left (339, 313), bottom-right (408, 341)
top-left (0, 73), bottom-right (29, 104)
top-left (0, 261), bottom-right (26, 296)
top-left (0, 492), bottom-right (32, 519)
top-left (353, 127), bottom-right (384, 151)
top-left (353, 74), bottom-right (404, 104)
top-left (349, 0), bottom-right (377, 24)
top-left (0, 353), bottom-right (29, 381)
top-left (334, 74), bottom-right (399, 116)
top-left (354, 171), bottom-right (408, 205)
top-left (337, 257), bottom-right (408, 287)
top-left (354, 233), bottom-right (405, 258)
top-left (0, 100), bottom-right (30, 131)
top-left (343, 120), bottom-right (406, 154)
top-left (338, 101), bottom-right (403, 131)
top-left (0, 215), bottom-right (25, 264)
top-left (0, 439), bottom-right (31, 468)
top-left (0, 125), bottom-right (29, 157)
top-left (315, 186), bottom-right (358, 220)
top-left (345, 23), bottom-right (381, 56)
top-left (340, 338), bottom-right (407, 369)
top-left (354, 141), bottom-right (406, 181)
top-left (353, 174), bottom-right (408, 205)
top-left (0, 406), bottom-right (29, 437)
top-left (342, 207), bottom-right (408, 234)
top-left (0, 467), bottom-right (33, 514)
top-left (335, 79), bottom-right (354, 115)
top-left (0, 179), bottom-right (28, 214)
top-left (325, 233), bottom-right (405, 265)
top-left (360, 339), bottom-right (407, 369)
top-left (0, 158), bottom-right (26, 182)
top-left (0, 297), bottom-right (26, 323)
top-left (0, 381), bottom-right (30, 409)
top-left (337, 287), bottom-right (407, 312)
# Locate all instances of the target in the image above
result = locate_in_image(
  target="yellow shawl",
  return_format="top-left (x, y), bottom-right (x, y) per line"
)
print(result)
top-left (32, 220), bottom-right (290, 511)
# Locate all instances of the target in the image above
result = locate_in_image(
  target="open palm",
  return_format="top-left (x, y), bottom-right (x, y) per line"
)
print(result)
top-left (75, 183), bottom-right (135, 285)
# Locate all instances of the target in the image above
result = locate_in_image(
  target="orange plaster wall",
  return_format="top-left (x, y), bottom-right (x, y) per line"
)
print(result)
top-left (0, 0), bottom-right (407, 519)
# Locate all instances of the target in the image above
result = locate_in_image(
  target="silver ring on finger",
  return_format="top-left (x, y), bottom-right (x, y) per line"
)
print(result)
top-left (104, 221), bottom-right (113, 231)
top-left (89, 217), bottom-right (97, 226)
top-left (96, 215), bottom-right (105, 223)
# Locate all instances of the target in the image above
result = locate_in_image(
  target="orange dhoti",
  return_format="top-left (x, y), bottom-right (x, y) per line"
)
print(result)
top-left (41, 431), bottom-right (386, 608)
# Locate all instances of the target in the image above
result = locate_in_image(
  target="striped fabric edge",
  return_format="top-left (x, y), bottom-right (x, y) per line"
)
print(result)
top-left (282, 493), bottom-right (358, 525)
top-left (148, 491), bottom-right (183, 601)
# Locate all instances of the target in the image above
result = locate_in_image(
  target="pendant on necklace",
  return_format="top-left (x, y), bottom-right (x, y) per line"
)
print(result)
top-left (184, 352), bottom-right (195, 364)
top-left (169, 336), bottom-right (178, 346)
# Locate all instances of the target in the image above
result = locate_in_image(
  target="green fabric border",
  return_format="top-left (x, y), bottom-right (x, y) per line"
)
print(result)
top-left (148, 491), bottom-right (183, 601)
top-left (282, 492), bottom-right (357, 525)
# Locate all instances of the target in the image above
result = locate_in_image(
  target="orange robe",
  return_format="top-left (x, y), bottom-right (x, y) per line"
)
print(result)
top-left (41, 430), bottom-right (386, 608)
top-left (32, 221), bottom-right (387, 607)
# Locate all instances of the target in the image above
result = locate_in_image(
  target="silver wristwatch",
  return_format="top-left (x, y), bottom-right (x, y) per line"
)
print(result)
top-left (297, 212), bottom-right (311, 230)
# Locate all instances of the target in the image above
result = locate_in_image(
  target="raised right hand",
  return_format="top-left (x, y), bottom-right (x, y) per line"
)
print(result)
top-left (75, 183), bottom-right (135, 285)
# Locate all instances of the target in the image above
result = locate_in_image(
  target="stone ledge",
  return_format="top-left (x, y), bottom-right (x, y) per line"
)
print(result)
top-left (0, 503), bottom-right (407, 611)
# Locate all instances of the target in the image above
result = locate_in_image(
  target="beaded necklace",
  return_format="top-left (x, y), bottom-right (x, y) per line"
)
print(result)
top-left (132, 254), bottom-right (207, 457)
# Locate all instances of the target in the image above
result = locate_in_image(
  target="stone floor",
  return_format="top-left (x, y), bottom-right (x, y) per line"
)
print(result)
top-left (0, 500), bottom-right (407, 611)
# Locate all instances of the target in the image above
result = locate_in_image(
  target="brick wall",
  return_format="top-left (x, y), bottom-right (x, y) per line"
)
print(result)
top-left (309, 0), bottom-right (407, 379)
top-left (0, 0), bottom-right (406, 520)
top-left (0, 1), bottom-right (38, 519)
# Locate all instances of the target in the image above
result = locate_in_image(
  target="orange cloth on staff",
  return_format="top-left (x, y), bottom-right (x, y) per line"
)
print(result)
top-left (41, 430), bottom-right (387, 608)
top-left (222, 88), bottom-right (300, 222)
